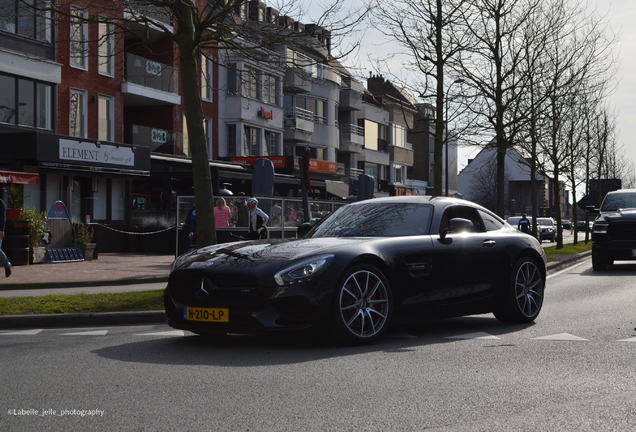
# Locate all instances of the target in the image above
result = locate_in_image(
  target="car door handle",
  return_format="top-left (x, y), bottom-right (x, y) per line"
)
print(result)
top-left (482, 240), bottom-right (496, 248)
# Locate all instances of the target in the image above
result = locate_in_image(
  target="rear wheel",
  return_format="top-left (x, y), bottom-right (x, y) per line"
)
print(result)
top-left (331, 264), bottom-right (392, 345)
top-left (494, 257), bottom-right (544, 324)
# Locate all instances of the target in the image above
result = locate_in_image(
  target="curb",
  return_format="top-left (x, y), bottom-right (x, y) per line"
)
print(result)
top-left (0, 311), bottom-right (166, 330)
top-left (546, 250), bottom-right (591, 274)
top-left (0, 276), bottom-right (169, 291)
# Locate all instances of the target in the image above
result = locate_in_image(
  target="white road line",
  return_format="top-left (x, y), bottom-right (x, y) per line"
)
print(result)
top-left (446, 332), bottom-right (500, 340)
top-left (533, 333), bottom-right (588, 341)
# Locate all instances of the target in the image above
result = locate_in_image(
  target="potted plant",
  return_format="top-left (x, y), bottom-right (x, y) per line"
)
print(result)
top-left (3, 184), bottom-right (23, 220)
top-left (21, 208), bottom-right (48, 264)
top-left (74, 222), bottom-right (96, 261)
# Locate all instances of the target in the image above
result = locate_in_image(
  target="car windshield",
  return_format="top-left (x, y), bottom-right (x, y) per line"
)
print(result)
top-left (309, 202), bottom-right (433, 238)
top-left (537, 218), bottom-right (554, 226)
top-left (601, 192), bottom-right (636, 212)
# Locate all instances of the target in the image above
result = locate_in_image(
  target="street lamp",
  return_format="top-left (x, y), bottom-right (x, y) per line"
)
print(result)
top-left (445, 79), bottom-right (464, 197)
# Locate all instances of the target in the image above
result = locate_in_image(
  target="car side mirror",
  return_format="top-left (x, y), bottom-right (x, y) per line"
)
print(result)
top-left (448, 218), bottom-right (475, 233)
top-left (297, 222), bottom-right (311, 237)
top-left (585, 205), bottom-right (599, 215)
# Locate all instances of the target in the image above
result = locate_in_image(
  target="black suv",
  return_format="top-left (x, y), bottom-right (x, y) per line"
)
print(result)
top-left (587, 189), bottom-right (636, 271)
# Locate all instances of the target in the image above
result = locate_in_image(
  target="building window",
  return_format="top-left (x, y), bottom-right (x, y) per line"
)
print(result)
top-left (227, 124), bottom-right (237, 156)
top-left (98, 95), bottom-right (114, 141)
top-left (263, 74), bottom-right (279, 105)
top-left (391, 123), bottom-right (406, 147)
top-left (70, 8), bottom-right (88, 70)
top-left (393, 164), bottom-right (404, 184)
top-left (364, 120), bottom-right (379, 151)
top-left (264, 131), bottom-right (279, 156)
top-left (297, 96), bottom-right (327, 124)
top-left (245, 67), bottom-right (260, 100)
top-left (1, 0), bottom-right (52, 42)
top-left (0, 74), bottom-right (52, 129)
top-left (244, 126), bottom-right (259, 156)
top-left (69, 89), bottom-right (86, 138)
top-left (98, 21), bottom-right (114, 76)
top-left (226, 63), bottom-right (239, 96)
top-left (36, 83), bottom-right (52, 129)
top-left (18, 79), bottom-right (34, 127)
top-left (201, 54), bottom-right (213, 101)
top-left (204, 118), bottom-right (213, 157)
top-left (182, 113), bottom-right (189, 157)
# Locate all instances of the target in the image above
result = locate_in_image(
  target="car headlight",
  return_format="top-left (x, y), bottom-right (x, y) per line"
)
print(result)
top-left (274, 254), bottom-right (334, 286)
top-left (593, 222), bottom-right (608, 234)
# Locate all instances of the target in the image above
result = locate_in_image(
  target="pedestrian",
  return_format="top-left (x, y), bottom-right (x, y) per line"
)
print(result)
top-left (214, 197), bottom-right (232, 227)
top-left (0, 197), bottom-right (12, 277)
top-left (246, 197), bottom-right (269, 240)
top-left (518, 213), bottom-right (531, 234)
top-left (184, 204), bottom-right (196, 248)
top-left (236, 192), bottom-right (249, 227)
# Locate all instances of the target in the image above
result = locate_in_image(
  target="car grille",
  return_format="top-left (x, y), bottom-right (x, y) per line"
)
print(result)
top-left (168, 271), bottom-right (261, 305)
top-left (608, 223), bottom-right (636, 241)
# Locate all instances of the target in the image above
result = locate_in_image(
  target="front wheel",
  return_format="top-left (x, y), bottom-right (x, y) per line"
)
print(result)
top-left (331, 265), bottom-right (392, 345)
top-left (494, 257), bottom-right (544, 324)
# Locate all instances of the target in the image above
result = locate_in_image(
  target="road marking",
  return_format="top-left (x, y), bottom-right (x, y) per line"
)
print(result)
top-left (617, 337), bottom-right (636, 342)
top-left (133, 330), bottom-right (185, 336)
top-left (533, 333), bottom-right (588, 341)
top-left (0, 329), bottom-right (43, 335)
top-left (61, 330), bottom-right (109, 336)
top-left (547, 259), bottom-right (589, 279)
top-left (446, 332), bottom-right (500, 340)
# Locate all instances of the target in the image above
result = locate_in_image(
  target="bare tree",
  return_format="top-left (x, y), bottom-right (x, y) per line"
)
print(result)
top-left (453, 0), bottom-right (540, 217)
top-left (367, 0), bottom-right (468, 196)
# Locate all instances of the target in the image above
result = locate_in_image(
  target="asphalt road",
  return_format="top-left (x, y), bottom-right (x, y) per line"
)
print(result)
top-left (2, 257), bottom-right (634, 432)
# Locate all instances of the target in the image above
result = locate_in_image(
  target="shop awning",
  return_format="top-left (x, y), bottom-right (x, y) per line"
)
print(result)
top-left (0, 170), bottom-right (39, 184)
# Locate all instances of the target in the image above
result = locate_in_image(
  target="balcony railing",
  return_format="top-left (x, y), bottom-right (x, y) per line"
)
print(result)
top-left (125, 53), bottom-right (178, 94)
top-left (284, 108), bottom-right (314, 133)
top-left (126, 2), bottom-right (172, 27)
top-left (126, 124), bottom-right (184, 155)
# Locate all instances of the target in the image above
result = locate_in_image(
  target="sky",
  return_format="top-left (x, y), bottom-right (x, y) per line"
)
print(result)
top-left (308, 0), bottom-right (636, 177)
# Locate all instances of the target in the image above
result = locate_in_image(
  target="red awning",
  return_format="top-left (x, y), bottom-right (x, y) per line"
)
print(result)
top-left (0, 170), bottom-right (39, 184)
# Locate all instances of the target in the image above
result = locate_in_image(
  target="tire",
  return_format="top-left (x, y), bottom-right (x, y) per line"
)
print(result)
top-left (494, 257), bottom-right (544, 324)
top-left (331, 264), bottom-right (392, 345)
top-left (592, 253), bottom-right (607, 271)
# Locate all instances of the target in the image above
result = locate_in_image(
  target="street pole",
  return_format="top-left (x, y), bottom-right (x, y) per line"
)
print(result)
top-left (445, 79), bottom-right (464, 197)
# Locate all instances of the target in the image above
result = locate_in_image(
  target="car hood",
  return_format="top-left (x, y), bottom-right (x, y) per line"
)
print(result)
top-left (599, 209), bottom-right (636, 220)
top-left (171, 237), bottom-right (372, 272)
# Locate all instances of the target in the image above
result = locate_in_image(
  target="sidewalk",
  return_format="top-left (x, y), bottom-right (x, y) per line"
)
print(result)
top-left (0, 253), bottom-right (174, 290)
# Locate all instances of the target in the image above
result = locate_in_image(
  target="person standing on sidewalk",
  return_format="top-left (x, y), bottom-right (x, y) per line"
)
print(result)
top-left (0, 198), bottom-right (12, 277)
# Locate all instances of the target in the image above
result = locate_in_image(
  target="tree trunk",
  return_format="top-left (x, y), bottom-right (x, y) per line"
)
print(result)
top-left (175, 3), bottom-right (217, 247)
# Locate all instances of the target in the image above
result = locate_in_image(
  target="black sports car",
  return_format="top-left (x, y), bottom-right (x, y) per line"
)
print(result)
top-left (164, 196), bottom-right (547, 345)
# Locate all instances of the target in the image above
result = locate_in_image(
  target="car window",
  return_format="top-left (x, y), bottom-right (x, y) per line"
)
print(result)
top-left (310, 202), bottom-right (433, 237)
top-left (601, 192), bottom-right (636, 211)
top-left (537, 218), bottom-right (554, 227)
top-left (479, 210), bottom-right (505, 231)
top-left (439, 205), bottom-right (486, 233)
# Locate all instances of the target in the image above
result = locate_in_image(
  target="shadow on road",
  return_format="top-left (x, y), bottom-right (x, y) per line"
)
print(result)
top-left (92, 315), bottom-right (535, 367)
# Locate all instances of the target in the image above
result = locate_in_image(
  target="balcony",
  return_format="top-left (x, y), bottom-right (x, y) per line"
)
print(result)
top-left (283, 107), bottom-right (314, 142)
top-left (390, 143), bottom-right (415, 166)
top-left (283, 68), bottom-right (312, 93)
top-left (126, 124), bottom-right (185, 155)
top-left (340, 78), bottom-right (364, 111)
top-left (122, 53), bottom-right (181, 106)
top-left (339, 124), bottom-right (364, 154)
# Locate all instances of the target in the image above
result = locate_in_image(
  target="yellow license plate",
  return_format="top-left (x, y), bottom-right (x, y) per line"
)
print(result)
top-left (184, 307), bottom-right (229, 322)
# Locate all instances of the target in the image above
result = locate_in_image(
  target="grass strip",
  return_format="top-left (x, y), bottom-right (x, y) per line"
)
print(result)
top-left (0, 290), bottom-right (164, 316)
top-left (543, 241), bottom-right (592, 261)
